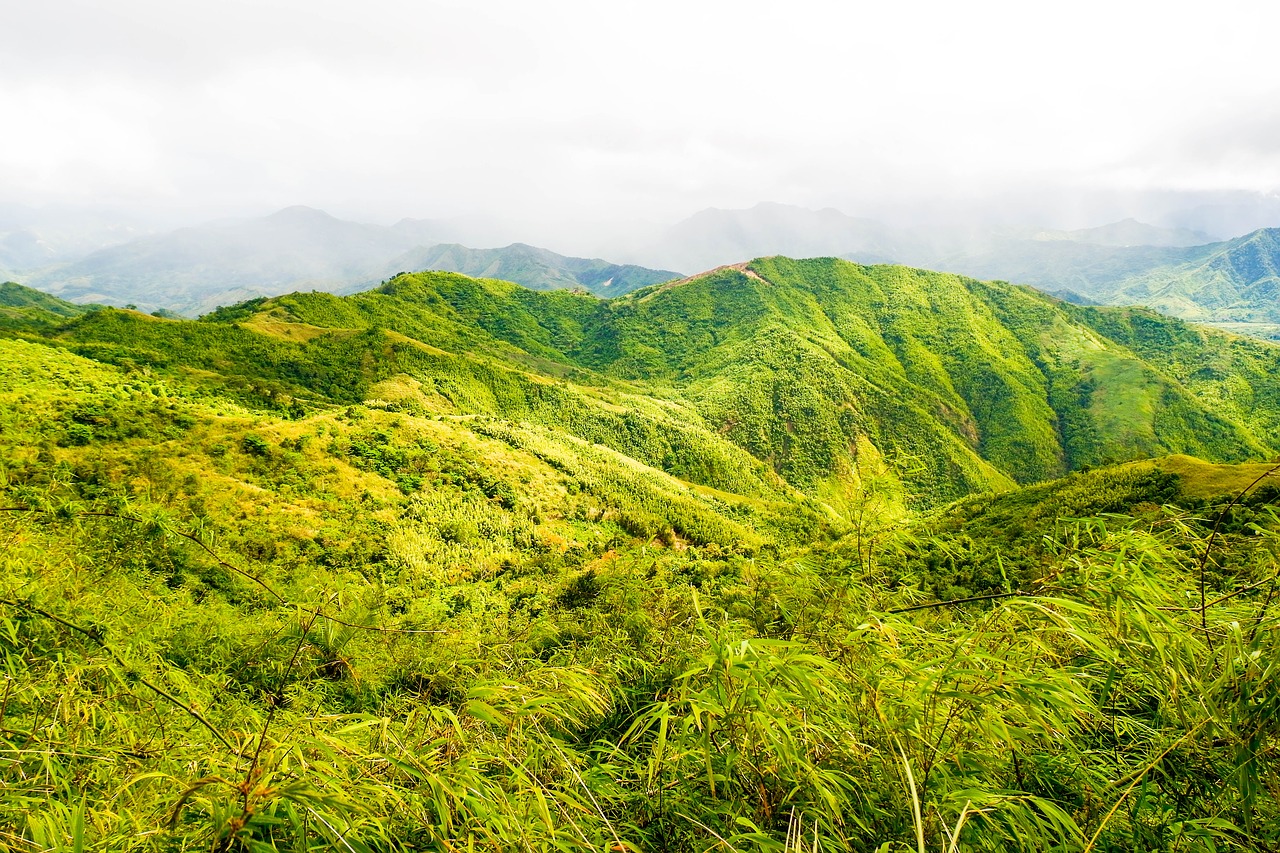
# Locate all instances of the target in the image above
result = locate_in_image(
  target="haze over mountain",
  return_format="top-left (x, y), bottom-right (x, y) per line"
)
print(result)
top-left (10, 197), bottom-right (1280, 338)
top-left (380, 242), bottom-right (680, 297)
top-left (617, 202), bottom-right (1270, 275)
top-left (0, 204), bottom-right (156, 273)
top-left (624, 202), bottom-right (941, 273)
top-left (1029, 218), bottom-right (1211, 248)
top-left (17, 206), bottom-right (681, 315)
top-left (938, 227), bottom-right (1280, 337)
top-left (20, 206), bottom-right (414, 314)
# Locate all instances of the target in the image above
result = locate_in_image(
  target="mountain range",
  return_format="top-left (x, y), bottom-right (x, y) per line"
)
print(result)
top-left (938, 226), bottom-right (1280, 335)
top-left (8, 201), bottom-right (1280, 339)
top-left (641, 204), bottom-right (1280, 338)
top-left (5, 256), bottom-right (1280, 849)
top-left (10, 255), bottom-right (1279, 512)
top-left (15, 206), bottom-right (682, 316)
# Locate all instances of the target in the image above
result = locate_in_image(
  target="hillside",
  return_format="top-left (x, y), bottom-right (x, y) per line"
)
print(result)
top-left (942, 227), bottom-right (1280, 338)
top-left (3, 261), bottom-right (1280, 849)
top-left (24, 257), bottom-right (1279, 517)
top-left (634, 207), bottom-right (1280, 340)
top-left (0, 280), bottom-right (88, 317)
top-left (376, 242), bottom-right (681, 297)
top-left (0, 280), bottom-right (91, 331)
top-left (1107, 228), bottom-right (1280, 323)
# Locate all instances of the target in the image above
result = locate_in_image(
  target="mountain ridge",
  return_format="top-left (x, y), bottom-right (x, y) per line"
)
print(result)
top-left (16, 207), bottom-right (681, 316)
top-left (23, 256), bottom-right (1279, 514)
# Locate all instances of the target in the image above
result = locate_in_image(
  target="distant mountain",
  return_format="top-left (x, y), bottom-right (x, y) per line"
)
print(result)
top-left (0, 211), bottom-right (149, 272)
top-left (379, 243), bottom-right (680, 297)
top-left (21, 206), bottom-right (415, 316)
top-left (938, 227), bottom-right (1280, 336)
top-left (635, 206), bottom-right (1211, 278)
top-left (936, 240), bottom-right (1184, 294)
top-left (636, 202), bottom-right (940, 273)
top-left (1105, 228), bottom-right (1280, 324)
top-left (1030, 218), bottom-right (1210, 248)
top-left (1161, 192), bottom-right (1280, 240)
top-left (18, 207), bottom-right (674, 316)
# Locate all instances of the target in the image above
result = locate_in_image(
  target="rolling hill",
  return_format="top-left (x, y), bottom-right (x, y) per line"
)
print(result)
top-left (4, 258), bottom-right (1280, 850)
top-left (376, 242), bottom-right (680, 297)
top-left (18, 256), bottom-right (1280, 513)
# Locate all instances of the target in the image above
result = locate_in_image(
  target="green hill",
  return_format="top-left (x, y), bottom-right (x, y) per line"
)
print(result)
top-left (0, 280), bottom-right (91, 330)
top-left (32, 258), bottom-right (1280, 513)
top-left (0, 280), bottom-right (87, 316)
top-left (4, 262), bottom-right (1280, 851)
top-left (1107, 228), bottom-right (1280, 325)
top-left (380, 242), bottom-right (681, 296)
top-left (942, 227), bottom-right (1280, 339)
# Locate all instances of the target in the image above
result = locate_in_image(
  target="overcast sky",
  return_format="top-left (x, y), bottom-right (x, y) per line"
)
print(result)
top-left (4, 0), bottom-right (1280, 236)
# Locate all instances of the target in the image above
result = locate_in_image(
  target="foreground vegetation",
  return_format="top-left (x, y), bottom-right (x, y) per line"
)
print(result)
top-left (2, 264), bottom-right (1280, 851)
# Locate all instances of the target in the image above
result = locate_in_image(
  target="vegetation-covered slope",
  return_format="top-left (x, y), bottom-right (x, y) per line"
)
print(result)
top-left (381, 242), bottom-right (681, 297)
top-left (1, 280), bottom-right (91, 332)
top-left (941, 227), bottom-right (1280, 339)
top-left (3, 322), bottom-right (1280, 851)
top-left (21, 257), bottom-right (1280, 517)
top-left (1108, 228), bottom-right (1280, 325)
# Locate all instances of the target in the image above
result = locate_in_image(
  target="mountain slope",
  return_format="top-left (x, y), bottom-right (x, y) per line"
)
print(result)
top-left (1, 280), bottom-right (87, 317)
top-left (36, 257), bottom-right (1277, 515)
top-left (1106, 228), bottom-right (1280, 323)
top-left (941, 227), bottom-right (1280, 336)
top-left (1, 280), bottom-right (91, 331)
top-left (374, 242), bottom-right (680, 297)
top-left (7, 314), bottom-right (1280, 850)
top-left (6, 261), bottom-right (1280, 849)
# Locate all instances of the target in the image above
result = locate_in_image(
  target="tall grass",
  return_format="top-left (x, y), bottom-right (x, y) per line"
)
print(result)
top-left (3, 490), bottom-right (1277, 850)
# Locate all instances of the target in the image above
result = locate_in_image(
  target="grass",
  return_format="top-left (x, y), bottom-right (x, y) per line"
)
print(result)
top-left (1150, 453), bottom-right (1280, 499)
top-left (2, 265), bottom-right (1280, 850)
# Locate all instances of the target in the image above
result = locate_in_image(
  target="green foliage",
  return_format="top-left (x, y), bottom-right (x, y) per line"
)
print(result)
top-left (16, 260), bottom-right (1278, 512)
top-left (0, 280), bottom-right (88, 317)
top-left (3, 263), bottom-right (1280, 850)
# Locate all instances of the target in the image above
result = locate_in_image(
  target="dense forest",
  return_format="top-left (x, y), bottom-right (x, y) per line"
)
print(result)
top-left (2, 259), bottom-right (1279, 851)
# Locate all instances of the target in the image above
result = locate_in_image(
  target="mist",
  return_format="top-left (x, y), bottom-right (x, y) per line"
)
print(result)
top-left (3, 0), bottom-right (1280, 254)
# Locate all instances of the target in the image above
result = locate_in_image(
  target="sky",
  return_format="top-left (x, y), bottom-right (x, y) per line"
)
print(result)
top-left (3, 0), bottom-right (1280, 239)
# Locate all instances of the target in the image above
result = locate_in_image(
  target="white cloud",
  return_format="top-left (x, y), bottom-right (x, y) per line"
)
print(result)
top-left (2, 0), bottom-right (1279, 228)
